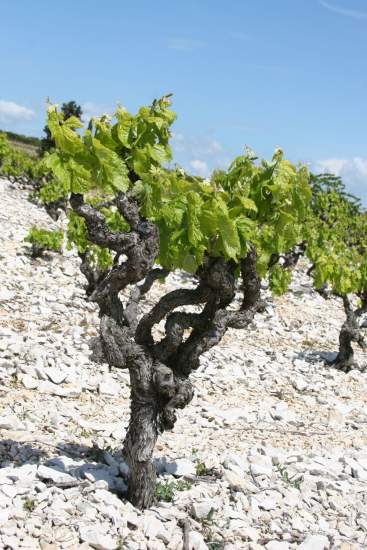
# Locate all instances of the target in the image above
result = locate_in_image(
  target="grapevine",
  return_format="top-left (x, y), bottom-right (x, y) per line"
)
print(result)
top-left (41, 95), bottom-right (311, 508)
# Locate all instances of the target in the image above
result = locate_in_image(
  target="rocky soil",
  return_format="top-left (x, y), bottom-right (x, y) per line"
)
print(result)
top-left (0, 176), bottom-right (366, 550)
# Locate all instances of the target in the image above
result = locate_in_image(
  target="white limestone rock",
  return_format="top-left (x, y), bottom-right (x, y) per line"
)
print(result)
top-left (79, 526), bottom-right (117, 550)
top-left (249, 454), bottom-right (273, 477)
top-left (298, 534), bottom-right (329, 550)
top-left (0, 414), bottom-right (26, 431)
top-left (187, 531), bottom-right (209, 550)
top-left (37, 465), bottom-right (76, 485)
top-left (164, 458), bottom-right (196, 477)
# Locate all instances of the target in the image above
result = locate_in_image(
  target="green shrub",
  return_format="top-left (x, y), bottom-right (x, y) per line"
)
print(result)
top-left (155, 479), bottom-right (192, 502)
top-left (23, 498), bottom-right (36, 512)
top-left (0, 132), bottom-right (41, 179)
top-left (24, 227), bottom-right (63, 258)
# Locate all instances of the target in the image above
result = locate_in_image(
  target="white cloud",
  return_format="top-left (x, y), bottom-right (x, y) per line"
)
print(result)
top-left (82, 101), bottom-right (113, 121)
top-left (172, 132), bottom-right (229, 177)
top-left (319, 1), bottom-right (367, 19)
top-left (205, 139), bottom-right (223, 154)
top-left (189, 159), bottom-right (210, 177)
top-left (172, 133), bottom-right (223, 156)
top-left (0, 100), bottom-right (35, 123)
top-left (167, 38), bottom-right (205, 52)
top-left (315, 158), bottom-right (349, 174)
top-left (315, 157), bottom-right (367, 204)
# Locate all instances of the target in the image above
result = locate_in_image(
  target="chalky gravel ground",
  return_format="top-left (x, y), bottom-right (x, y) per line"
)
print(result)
top-left (0, 177), bottom-right (366, 550)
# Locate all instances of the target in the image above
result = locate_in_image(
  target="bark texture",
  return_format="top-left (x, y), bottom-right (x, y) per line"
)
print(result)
top-left (70, 192), bottom-right (264, 508)
top-left (332, 295), bottom-right (366, 372)
top-left (45, 197), bottom-right (68, 221)
top-left (269, 242), bottom-right (306, 271)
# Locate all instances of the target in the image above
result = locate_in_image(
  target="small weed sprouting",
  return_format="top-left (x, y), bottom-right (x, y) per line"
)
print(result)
top-left (9, 372), bottom-right (18, 386)
top-left (207, 543), bottom-right (225, 550)
top-left (23, 498), bottom-right (36, 512)
top-left (155, 479), bottom-right (192, 502)
top-left (80, 428), bottom-right (95, 439)
top-left (196, 508), bottom-right (215, 528)
top-left (195, 462), bottom-right (209, 476)
top-left (193, 457), bottom-right (221, 478)
top-left (175, 479), bottom-right (192, 492)
top-left (302, 337), bottom-right (319, 348)
top-left (84, 441), bottom-right (107, 462)
top-left (199, 509), bottom-right (226, 550)
top-left (191, 448), bottom-right (220, 478)
top-left (206, 508), bottom-right (215, 522)
top-left (276, 464), bottom-right (303, 489)
top-left (191, 448), bottom-right (220, 477)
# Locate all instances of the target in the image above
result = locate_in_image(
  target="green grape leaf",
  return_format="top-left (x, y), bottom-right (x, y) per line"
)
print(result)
top-left (216, 198), bottom-right (241, 260)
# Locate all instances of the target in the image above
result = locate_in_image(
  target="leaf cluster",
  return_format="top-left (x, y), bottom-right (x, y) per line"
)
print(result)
top-left (44, 95), bottom-right (175, 197)
top-left (135, 147), bottom-right (310, 296)
top-left (0, 132), bottom-right (42, 180)
top-left (305, 173), bottom-right (367, 296)
top-left (24, 227), bottom-right (63, 253)
top-left (0, 130), bottom-right (41, 148)
top-left (40, 100), bottom-right (83, 155)
top-left (44, 99), bottom-right (311, 296)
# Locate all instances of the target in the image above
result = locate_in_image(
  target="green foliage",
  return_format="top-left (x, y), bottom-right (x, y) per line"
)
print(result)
top-left (0, 129), bottom-right (41, 148)
top-left (305, 173), bottom-right (367, 297)
top-left (310, 172), bottom-right (361, 214)
top-left (103, 207), bottom-right (130, 232)
top-left (45, 95), bottom-right (174, 196)
top-left (0, 133), bottom-right (62, 220)
top-left (66, 211), bottom-right (89, 253)
top-left (38, 178), bottom-right (69, 205)
top-left (44, 96), bottom-right (311, 291)
top-left (276, 464), bottom-right (303, 489)
top-left (207, 543), bottom-right (225, 550)
top-left (269, 265), bottom-right (292, 296)
top-left (25, 227), bottom-right (63, 256)
top-left (66, 211), bottom-right (113, 269)
top-left (41, 100), bottom-right (83, 155)
top-left (23, 498), bottom-right (36, 512)
top-left (5, 100), bottom-right (366, 305)
top-left (0, 132), bottom-right (42, 180)
top-left (135, 149), bottom-right (310, 287)
top-left (195, 462), bottom-right (211, 476)
top-left (155, 479), bottom-right (192, 502)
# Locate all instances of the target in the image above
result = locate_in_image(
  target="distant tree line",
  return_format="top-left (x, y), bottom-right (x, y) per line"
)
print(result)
top-left (0, 130), bottom-right (41, 148)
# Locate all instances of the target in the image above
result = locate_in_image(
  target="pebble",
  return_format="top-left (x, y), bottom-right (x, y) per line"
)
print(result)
top-left (79, 526), bottom-right (117, 550)
top-left (298, 534), bottom-right (329, 550)
top-left (0, 177), bottom-right (367, 549)
top-left (187, 531), bottom-right (209, 550)
top-left (249, 454), bottom-right (273, 477)
top-left (164, 458), bottom-right (196, 477)
top-left (44, 367), bottom-right (68, 385)
top-left (191, 500), bottom-right (215, 519)
top-left (37, 465), bottom-right (76, 485)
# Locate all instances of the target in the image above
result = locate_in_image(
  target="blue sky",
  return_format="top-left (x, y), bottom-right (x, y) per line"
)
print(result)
top-left (1, 0), bottom-right (367, 203)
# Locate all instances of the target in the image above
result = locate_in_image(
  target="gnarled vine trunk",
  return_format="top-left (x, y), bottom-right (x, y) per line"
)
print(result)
top-left (71, 192), bottom-right (265, 509)
top-left (124, 351), bottom-right (158, 509)
top-left (332, 295), bottom-right (366, 372)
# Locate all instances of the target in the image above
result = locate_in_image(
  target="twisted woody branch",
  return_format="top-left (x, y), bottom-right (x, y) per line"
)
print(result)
top-left (333, 294), bottom-right (367, 372)
top-left (70, 192), bottom-right (264, 508)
